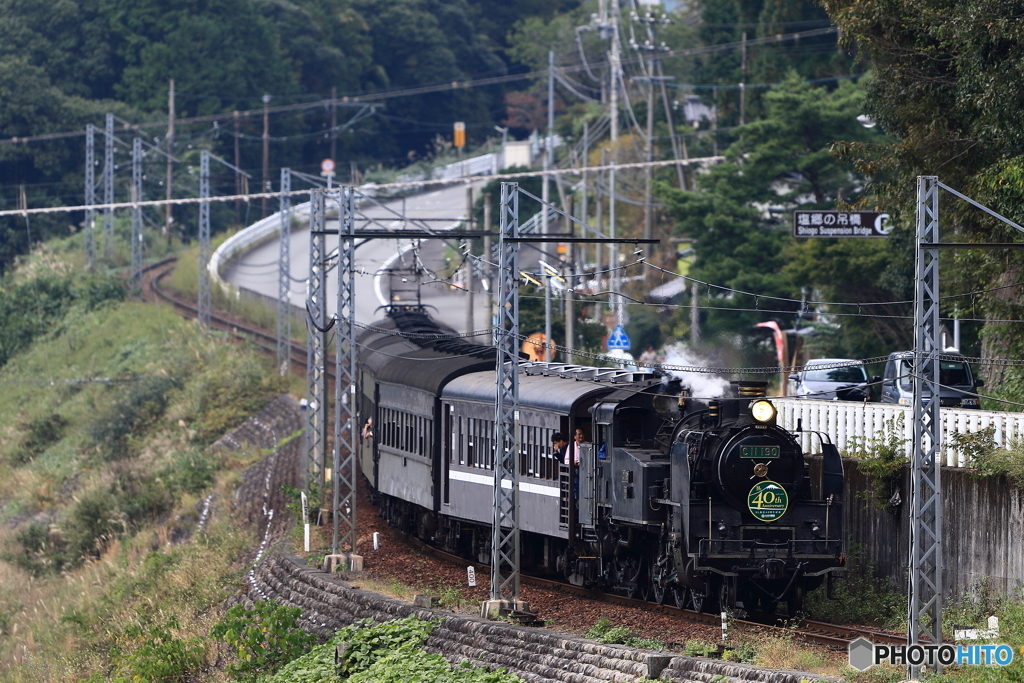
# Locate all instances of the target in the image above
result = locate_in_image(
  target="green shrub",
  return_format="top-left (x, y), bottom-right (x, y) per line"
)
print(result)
top-left (846, 414), bottom-right (906, 511)
top-left (684, 639), bottom-right (718, 657)
top-left (3, 522), bottom-right (55, 576)
top-left (624, 636), bottom-right (666, 650)
top-left (88, 375), bottom-right (181, 460)
top-left (260, 616), bottom-right (517, 683)
top-left (584, 617), bottom-right (636, 645)
top-left (335, 616), bottom-right (433, 677)
top-left (211, 601), bottom-right (318, 681)
top-left (64, 487), bottom-right (126, 563)
top-left (107, 617), bottom-right (205, 683)
top-left (349, 648), bottom-right (522, 683)
top-left (804, 549), bottom-right (904, 628)
top-left (13, 412), bottom-right (67, 464)
top-left (0, 272), bottom-right (124, 368)
top-left (160, 448), bottom-right (221, 496)
top-left (956, 427), bottom-right (1024, 485)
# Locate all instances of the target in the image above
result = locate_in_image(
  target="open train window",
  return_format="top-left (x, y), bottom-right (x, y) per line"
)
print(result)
top-left (614, 407), bottom-right (646, 446)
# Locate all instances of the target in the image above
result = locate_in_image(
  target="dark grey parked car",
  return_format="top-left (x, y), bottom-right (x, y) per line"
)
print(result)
top-left (880, 351), bottom-right (983, 408)
top-left (789, 358), bottom-right (872, 401)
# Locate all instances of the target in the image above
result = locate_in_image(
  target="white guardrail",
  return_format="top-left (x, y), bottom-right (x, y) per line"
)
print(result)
top-left (210, 153), bottom-right (502, 286)
top-left (776, 398), bottom-right (1024, 467)
top-left (209, 201), bottom-right (312, 290)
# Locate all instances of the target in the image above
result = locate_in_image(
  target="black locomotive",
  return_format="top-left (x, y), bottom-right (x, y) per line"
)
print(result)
top-left (358, 310), bottom-right (845, 615)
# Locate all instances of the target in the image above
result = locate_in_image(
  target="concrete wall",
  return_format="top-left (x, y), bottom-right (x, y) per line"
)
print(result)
top-left (813, 456), bottom-right (1024, 599)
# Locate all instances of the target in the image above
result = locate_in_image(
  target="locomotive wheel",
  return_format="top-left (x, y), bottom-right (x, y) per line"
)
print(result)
top-left (689, 590), bottom-right (705, 613)
top-left (651, 576), bottom-right (668, 605)
top-left (787, 584), bottom-right (805, 617)
top-left (672, 586), bottom-right (688, 610)
top-left (719, 580), bottom-right (736, 612)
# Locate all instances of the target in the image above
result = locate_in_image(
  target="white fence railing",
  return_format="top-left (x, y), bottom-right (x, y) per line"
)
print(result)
top-left (775, 398), bottom-right (1024, 467)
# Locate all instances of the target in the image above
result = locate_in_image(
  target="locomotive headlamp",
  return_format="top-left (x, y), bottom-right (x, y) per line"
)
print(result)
top-left (750, 399), bottom-right (777, 423)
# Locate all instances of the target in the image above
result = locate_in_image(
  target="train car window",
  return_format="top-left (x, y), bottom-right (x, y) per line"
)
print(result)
top-left (615, 408), bottom-right (645, 446)
top-left (443, 414), bottom-right (450, 504)
top-left (482, 420), bottom-right (492, 469)
top-left (543, 427), bottom-right (555, 479)
top-left (467, 418), bottom-right (475, 467)
top-left (458, 416), bottom-right (465, 465)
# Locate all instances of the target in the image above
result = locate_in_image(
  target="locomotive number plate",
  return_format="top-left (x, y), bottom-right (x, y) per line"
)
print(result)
top-left (747, 480), bottom-right (789, 523)
top-left (740, 445), bottom-right (780, 459)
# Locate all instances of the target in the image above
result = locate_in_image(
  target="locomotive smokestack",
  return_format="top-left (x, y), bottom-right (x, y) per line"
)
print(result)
top-left (734, 381), bottom-right (769, 399)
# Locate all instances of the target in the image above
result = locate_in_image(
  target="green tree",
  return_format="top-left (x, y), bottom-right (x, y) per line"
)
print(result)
top-left (105, 0), bottom-right (299, 115)
top-left (660, 77), bottom-right (894, 359)
top-left (825, 0), bottom-right (1024, 402)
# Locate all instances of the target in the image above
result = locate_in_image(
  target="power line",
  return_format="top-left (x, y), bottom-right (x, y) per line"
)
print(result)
top-left (0, 26), bottom-right (840, 148)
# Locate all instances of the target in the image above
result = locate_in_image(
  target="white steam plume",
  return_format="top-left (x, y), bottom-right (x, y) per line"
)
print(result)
top-left (661, 342), bottom-right (731, 399)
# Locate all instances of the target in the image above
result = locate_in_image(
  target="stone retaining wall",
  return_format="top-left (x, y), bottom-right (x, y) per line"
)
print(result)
top-left (226, 397), bottom-right (835, 683)
top-left (243, 552), bottom-right (832, 683)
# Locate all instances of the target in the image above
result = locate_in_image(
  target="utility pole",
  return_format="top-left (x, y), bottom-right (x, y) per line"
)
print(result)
top-left (610, 158), bottom-right (621, 325)
top-left (542, 50), bottom-right (555, 258)
top-left (644, 56), bottom-right (655, 242)
top-left (103, 113), bottom-right (114, 260)
top-left (565, 195), bottom-right (575, 364)
top-left (84, 124), bottom-right (96, 270)
top-left (544, 272), bottom-right (552, 362)
top-left (484, 193), bottom-right (494, 344)
top-left (657, 60), bottom-right (687, 190)
top-left (330, 86), bottom-right (338, 164)
top-left (262, 94), bottom-right (271, 218)
top-left (739, 32), bottom-right (748, 126)
top-left (690, 281), bottom-right (701, 345)
top-left (131, 138), bottom-right (143, 291)
top-left (596, 148), bottom-right (605, 297)
top-left (165, 79), bottom-right (174, 245)
top-left (198, 151), bottom-right (211, 330)
top-left (580, 119), bottom-right (589, 248)
top-left (234, 110), bottom-right (242, 223)
top-left (465, 186), bottom-right (474, 336)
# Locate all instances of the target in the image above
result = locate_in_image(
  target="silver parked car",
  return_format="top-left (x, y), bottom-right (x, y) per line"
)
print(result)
top-left (789, 358), bottom-right (871, 401)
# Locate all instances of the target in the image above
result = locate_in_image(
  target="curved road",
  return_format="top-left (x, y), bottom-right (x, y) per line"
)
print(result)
top-left (222, 183), bottom-right (501, 336)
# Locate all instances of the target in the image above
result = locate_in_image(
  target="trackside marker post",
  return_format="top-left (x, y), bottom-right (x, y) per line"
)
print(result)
top-left (301, 491), bottom-right (310, 552)
top-left (468, 566), bottom-right (476, 587)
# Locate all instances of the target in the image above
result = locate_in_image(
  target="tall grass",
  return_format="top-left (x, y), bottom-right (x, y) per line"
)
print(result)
top-left (163, 242), bottom-right (307, 347)
top-left (0, 282), bottom-right (286, 680)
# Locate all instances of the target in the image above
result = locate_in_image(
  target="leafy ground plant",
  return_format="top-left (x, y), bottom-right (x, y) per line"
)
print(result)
top-left (211, 601), bottom-right (318, 681)
top-left (101, 616), bottom-right (205, 683)
top-left (261, 616), bottom-right (522, 683)
top-left (804, 548), bottom-right (904, 629)
top-left (845, 414), bottom-right (907, 512)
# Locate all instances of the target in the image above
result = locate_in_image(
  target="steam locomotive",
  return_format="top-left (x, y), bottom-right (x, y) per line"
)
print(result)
top-left (358, 310), bottom-right (845, 615)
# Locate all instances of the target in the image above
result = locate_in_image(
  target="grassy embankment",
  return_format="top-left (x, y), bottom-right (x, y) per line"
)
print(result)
top-left (0, 247), bottom-right (288, 681)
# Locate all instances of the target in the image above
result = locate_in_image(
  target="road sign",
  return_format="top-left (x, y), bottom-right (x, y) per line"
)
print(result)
top-left (320, 158), bottom-right (336, 177)
top-left (454, 122), bottom-right (466, 148)
top-left (793, 211), bottom-right (890, 238)
top-left (607, 324), bottom-right (631, 350)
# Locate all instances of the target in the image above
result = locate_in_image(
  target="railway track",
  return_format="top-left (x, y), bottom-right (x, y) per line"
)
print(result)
top-left (142, 259), bottom-right (309, 375)
top-left (404, 534), bottom-right (906, 650)
top-left (142, 258), bottom-right (907, 652)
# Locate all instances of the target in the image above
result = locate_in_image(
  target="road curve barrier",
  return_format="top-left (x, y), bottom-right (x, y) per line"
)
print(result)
top-left (209, 201), bottom-right (313, 291)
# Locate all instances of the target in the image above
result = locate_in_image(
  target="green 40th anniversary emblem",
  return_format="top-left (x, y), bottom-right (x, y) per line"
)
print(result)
top-left (747, 481), bottom-right (789, 522)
